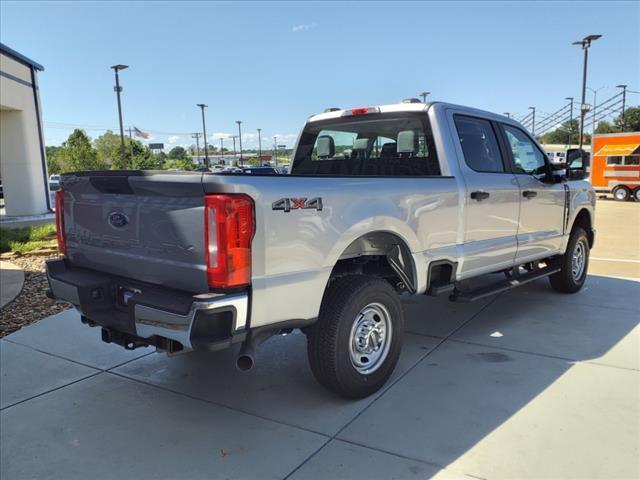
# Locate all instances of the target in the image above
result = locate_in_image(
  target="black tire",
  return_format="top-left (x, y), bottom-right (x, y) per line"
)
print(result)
top-left (612, 186), bottom-right (630, 202)
top-left (307, 275), bottom-right (403, 399)
top-left (549, 226), bottom-right (590, 294)
top-left (633, 187), bottom-right (640, 202)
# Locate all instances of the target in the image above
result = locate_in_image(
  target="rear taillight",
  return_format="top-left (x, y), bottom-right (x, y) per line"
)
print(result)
top-left (54, 190), bottom-right (67, 255)
top-left (204, 194), bottom-right (255, 289)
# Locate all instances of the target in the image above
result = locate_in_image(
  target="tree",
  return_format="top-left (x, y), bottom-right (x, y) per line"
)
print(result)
top-left (56, 129), bottom-right (107, 172)
top-left (166, 158), bottom-right (195, 171)
top-left (541, 119), bottom-right (581, 144)
top-left (45, 146), bottom-right (62, 175)
top-left (594, 121), bottom-right (615, 134)
top-left (615, 106), bottom-right (640, 132)
top-left (95, 130), bottom-right (125, 167)
top-left (168, 146), bottom-right (187, 159)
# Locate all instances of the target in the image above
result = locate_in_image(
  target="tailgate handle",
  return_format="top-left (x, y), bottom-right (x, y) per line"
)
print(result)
top-left (523, 190), bottom-right (538, 199)
top-left (470, 191), bottom-right (490, 201)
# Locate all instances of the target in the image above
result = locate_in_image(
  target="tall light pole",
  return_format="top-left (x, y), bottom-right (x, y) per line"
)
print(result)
top-left (617, 84), bottom-right (628, 131)
top-left (236, 121), bottom-right (243, 165)
top-left (196, 104), bottom-right (210, 168)
top-left (573, 34), bottom-right (602, 151)
top-left (565, 97), bottom-right (574, 144)
top-left (220, 137), bottom-right (224, 164)
top-left (257, 128), bottom-right (262, 158)
top-left (232, 136), bottom-right (238, 163)
top-left (110, 64), bottom-right (128, 161)
top-left (273, 136), bottom-right (278, 167)
top-left (191, 133), bottom-right (201, 164)
top-left (529, 106), bottom-right (536, 136)
top-left (419, 91), bottom-right (430, 103)
top-left (587, 86), bottom-right (606, 133)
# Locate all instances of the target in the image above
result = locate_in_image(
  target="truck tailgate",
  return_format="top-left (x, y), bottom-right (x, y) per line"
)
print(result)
top-left (61, 172), bottom-right (208, 293)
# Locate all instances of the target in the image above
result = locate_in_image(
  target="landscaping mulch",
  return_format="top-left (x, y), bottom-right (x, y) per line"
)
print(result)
top-left (0, 254), bottom-right (71, 337)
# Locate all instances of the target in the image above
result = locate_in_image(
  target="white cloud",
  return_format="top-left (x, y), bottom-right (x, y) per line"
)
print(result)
top-left (168, 135), bottom-right (180, 144)
top-left (292, 22), bottom-right (317, 32)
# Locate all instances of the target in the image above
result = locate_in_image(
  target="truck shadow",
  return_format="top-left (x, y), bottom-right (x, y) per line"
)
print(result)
top-left (109, 274), bottom-right (640, 475)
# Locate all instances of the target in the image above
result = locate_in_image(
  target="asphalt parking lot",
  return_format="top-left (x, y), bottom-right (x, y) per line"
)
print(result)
top-left (1, 199), bottom-right (638, 480)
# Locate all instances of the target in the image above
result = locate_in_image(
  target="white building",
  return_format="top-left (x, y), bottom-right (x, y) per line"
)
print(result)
top-left (0, 43), bottom-right (50, 217)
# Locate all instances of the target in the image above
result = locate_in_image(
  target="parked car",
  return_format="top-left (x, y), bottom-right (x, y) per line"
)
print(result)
top-left (241, 166), bottom-right (279, 175)
top-left (46, 101), bottom-right (595, 398)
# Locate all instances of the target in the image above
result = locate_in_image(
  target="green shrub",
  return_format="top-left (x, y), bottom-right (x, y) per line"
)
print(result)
top-left (0, 224), bottom-right (57, 253)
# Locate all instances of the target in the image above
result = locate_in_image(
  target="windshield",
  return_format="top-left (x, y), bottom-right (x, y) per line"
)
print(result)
top-left (292, 113), bottom-right (441, 176)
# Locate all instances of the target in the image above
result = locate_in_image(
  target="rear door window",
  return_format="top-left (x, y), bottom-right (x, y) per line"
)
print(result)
top-left (453, 116), bottom-right (505, 173)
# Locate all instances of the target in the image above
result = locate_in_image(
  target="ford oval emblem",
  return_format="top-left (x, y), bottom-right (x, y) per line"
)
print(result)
top-left (108, 211), bottom-right (129, 229)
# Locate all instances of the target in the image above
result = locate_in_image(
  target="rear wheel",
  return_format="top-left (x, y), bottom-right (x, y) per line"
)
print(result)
top-left (634, 187), bottom-right (640, 202)
top-left (549, 227), bottom-right (590, 293)
top-left (307, 275), bottom-right (403, 399)
top-left (613, 186), bottom-right (631, 201)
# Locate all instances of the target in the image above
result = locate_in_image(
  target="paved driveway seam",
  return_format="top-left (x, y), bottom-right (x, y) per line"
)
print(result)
top-left (2, 336), bottom-right (155, 372)
top-left (282, 293), bottom-right (504, 480)
top-left (105, 370), bottom-right (334, 439)
top-left (1, 371), bottom-right (102, 411)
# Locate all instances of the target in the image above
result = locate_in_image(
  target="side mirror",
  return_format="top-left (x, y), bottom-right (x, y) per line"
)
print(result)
top-left (566, 148), bottom-right (590, 180)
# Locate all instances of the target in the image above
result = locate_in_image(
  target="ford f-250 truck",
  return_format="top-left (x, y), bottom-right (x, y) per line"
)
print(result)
top-left (47, 100), bottom-right (595, 398)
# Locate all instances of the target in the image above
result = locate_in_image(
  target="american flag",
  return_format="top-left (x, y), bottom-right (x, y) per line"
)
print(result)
top-left (133, 126), bottom-right (150, 139)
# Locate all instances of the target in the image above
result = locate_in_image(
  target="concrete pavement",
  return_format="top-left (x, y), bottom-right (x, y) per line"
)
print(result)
top-left (1, 200), bottom-right (639, 479)
top-left (0, 261), bottom-right (24, 307)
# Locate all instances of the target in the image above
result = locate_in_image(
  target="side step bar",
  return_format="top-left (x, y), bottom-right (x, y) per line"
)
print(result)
top-left (450, 265), bottom-right (560, 303)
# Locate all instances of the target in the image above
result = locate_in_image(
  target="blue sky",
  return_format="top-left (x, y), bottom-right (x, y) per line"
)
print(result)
top-left (2, 1), bottom-right (638, 148)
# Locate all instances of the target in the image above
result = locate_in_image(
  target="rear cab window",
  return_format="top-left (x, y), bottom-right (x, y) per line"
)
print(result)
top-left (292, 113), bottom-right (441, 176)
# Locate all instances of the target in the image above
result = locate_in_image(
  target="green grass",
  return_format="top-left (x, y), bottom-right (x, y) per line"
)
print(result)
top-left (0, 224), bottom-right (58, 253)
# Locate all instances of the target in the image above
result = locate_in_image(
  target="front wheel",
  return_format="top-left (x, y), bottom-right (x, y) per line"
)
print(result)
top-left (634, 187), bottom-right (640, 202)
top-left (549, 227), bottom-right (590, 293)
top-left (613, 186), bottom-right (630, 201)
top-left (307, 275), bottom-right (403, 399)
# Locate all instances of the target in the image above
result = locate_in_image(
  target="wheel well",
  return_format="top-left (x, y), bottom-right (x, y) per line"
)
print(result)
top-left (573, 209), bottom-right (594, 247)
top-left (328, 232), bottom-right (416, 293)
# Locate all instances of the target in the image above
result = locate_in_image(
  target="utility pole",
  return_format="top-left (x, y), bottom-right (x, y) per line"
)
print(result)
top-left (573, 34), bottom-right (602, 151)
top-left (529, 106), bottom-right (536, 136)
top-left (220, 138), bottom-right (224, 164)
top-left (617, 84), bottom-right (627, 131)
top-left (196, 104), bottom-right (210, 168)
top-left (191, 133), bottom-right (201, 164)
top-left (257, 128), bottom-right (262, 158)
top-left (419, 91), bottom-right (430, 103)
top-left (236, 121), bottom-right (243, 165)
top-left (565, 97), bottom-right (574, 145)
top-left (110, 64), bottom-right (128, 163)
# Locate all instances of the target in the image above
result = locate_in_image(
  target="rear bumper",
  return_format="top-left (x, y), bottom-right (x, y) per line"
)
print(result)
top-left (46, 258), bottom-right (248, 351)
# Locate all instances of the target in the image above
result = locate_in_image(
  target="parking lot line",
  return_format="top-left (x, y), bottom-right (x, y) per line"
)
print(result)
top-left (591, 257), bottom-right (640, 264)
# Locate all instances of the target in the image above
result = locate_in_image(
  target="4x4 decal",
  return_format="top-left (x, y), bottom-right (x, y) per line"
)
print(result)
top-left (272, 197), bottom-right (323, 212)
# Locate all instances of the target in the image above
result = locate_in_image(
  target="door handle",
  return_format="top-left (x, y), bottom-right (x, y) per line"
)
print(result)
top-left (470, 191), bottom-right (490, 201)
top-left (523, 190), bottom-right (538, 199)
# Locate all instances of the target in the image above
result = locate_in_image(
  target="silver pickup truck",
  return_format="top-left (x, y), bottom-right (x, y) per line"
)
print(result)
top-left (47, 100), bottom-right (595, 398)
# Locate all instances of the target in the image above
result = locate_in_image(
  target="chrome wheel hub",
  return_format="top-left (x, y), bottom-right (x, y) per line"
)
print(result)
top-left (349, 303), bottom-right (392, 375)
top-left (571, 238), bottom-right (587, 280)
